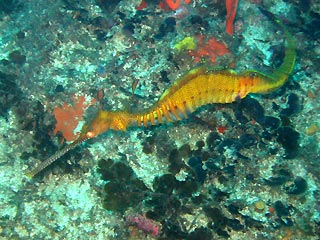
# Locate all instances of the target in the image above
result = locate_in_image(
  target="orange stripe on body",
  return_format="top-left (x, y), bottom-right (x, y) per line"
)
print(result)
top-left (149, 111), bottom-right (155, 125)
top-left (161, 104), bottom-right (171, 121)
top-left (156, 108), bottom-right (163, 123)
top-left (143, 114), bottom-right (149, 126)
top-left (168, 101), bottom-right (180, 120)
top-left (137, 115), bottom-right (142, 126)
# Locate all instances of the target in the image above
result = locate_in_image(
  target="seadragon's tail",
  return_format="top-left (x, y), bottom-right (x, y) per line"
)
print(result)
top-left (265, 15), bottom-right (296, 88)
top-left (245, 8), bottom-right (296, 93)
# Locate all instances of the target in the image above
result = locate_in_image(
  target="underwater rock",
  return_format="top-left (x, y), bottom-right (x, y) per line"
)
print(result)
top-left (240, 97), bottom-right (265, 124)
top-left (94, 29), bottom-right (108, 41)
top-left (204, 207), bottom-right (228, 229)
top-left (298, 0), bottom-right (311, 12)
top-left (280, 93), bottom-right (301, 116)
top-left (154, 17), bottom-right (176, 39)
top-left (303, 11), bottom-right (320, 40)
top-left (191, 194), bottom-right (206, 205)
top-left (188, 156), bottom-right (201, 167)
top-left (177, 177), bottom-right (199, 197)
top-left (160, 70), bottom-right (170, 83)
top-left (243, 216), bottom-right (264, 229)
top-left (264, 168), bottom-right (292, 186)
top-left (161, 219), bottom-right (189, 239)
top-left (0, 0), bottom-right (23, 14)
top-left (123, 22), bottom-right (135, 35)
top-left (96, 0), bottom-right (122, 13)
top-left (142, 134), bottom-right (156, 154)
top-left (262, 116), bottom-right (281, 130)
top-left (222, 165), bottom-right (235, 176)
top-left (276, 126), bottom-right (300, 158)
top-left (245, 173), bottom-right (255, 181)
top-left (239, 134), bottom-right (256, 148)
top-left (153, 173), bottom-right (178, 194)
top-left (55, 84), bottom-right (64, 93)
top-left (0, 71), bottom-right (20, 117)
top-left (9, 50), bottom-right (26, 65)
top-left (285, 176), bottom-right (308, 195)
top-left (98, 158), bottom-right (149, 213)
top-left (179, 144), bottom-right (192, 158)
top-left (206, 132), bottom-right (221, 151)
top-left (192, 164), bottom-right (206, 184)
top-left (274, 201), bottom-right (290, 217)
top-left (205, 158), bottom-right (220, 171)
top-left (196, 140), bottom-right (205, 150)
top-left (188, 156), bottom-right (207, 184)
top-left (217, 138), bottom-right (239, 153)
top-left (227, 203), bottom-right (242, 215)
top-left (234, 107), bottom-right (249, 124)
top-left (190, 15), bottom-right (203, 25)
top-left (168, 148), bottom-right (185, 174)
top-left (186, 227), bottom-right (212, 240)
top-left (227, 218), bottom-right (244, 231)
top-left (189, 15), bottom-right (209, 31)
top-left (102, 177), bottom-right (148, 213)
top-left (91, 16), bottom-right (109, 28)
top-left (98, 159), bottom-right (133, 181)
top-left (264, 176), bottom-right (288, 186)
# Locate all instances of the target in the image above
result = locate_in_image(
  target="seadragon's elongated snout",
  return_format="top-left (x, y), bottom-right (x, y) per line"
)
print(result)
top-left (26, 110), bottom-right (135, 178)
top-left (25, 129), bottom-right (94, 178)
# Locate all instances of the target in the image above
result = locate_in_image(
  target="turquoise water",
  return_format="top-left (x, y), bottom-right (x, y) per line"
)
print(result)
top-left (0, 1), bottom-right (319, 239)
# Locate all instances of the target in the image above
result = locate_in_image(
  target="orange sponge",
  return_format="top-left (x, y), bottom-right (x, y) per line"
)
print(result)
top-left (53, 95), bottom-right (94, 141)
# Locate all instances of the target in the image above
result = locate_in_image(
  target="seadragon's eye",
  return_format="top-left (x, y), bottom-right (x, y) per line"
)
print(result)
top-left (86, 131), bottom-right (95, 139)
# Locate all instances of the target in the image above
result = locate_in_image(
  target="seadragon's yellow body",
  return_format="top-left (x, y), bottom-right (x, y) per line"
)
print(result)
top-left (26, 18), bottom-right (296, 178)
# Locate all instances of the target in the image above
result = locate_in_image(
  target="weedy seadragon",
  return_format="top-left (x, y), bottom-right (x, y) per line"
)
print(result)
top-left (26, 14), bottom-right (296, 178)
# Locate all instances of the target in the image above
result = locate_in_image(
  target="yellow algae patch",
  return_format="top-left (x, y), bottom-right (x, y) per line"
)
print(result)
top-left (174, 37), bottom-right (196, 51)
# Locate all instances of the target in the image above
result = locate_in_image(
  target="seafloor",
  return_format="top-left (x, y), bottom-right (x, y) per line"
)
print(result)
top-left (0, 0), bottom-right (319, 239)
